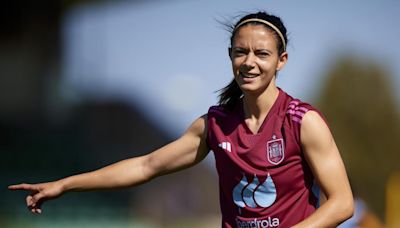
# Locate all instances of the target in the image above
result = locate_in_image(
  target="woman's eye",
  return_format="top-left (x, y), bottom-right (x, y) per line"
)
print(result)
top-left (257, 52), bottom-right (269, 58)
top-left (234, 50), bottom-right (246, 56)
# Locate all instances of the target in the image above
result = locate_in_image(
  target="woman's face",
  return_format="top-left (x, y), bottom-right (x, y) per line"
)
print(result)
top-left (230, 24), bottom-right (287, 94)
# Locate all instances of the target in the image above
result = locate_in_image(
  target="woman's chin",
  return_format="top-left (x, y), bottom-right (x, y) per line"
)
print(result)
top-left (239, 84), bottom-right (260, 94)
top-left (238, 82), bottom-right (273, 95)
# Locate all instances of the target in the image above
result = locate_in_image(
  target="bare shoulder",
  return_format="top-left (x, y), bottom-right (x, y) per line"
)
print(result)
top-left (300, 110), bottom-right (333, 147)
top-left (301, 110), bottom-right (326, 128)
top-left (185, 114), bottom-right (208, 139)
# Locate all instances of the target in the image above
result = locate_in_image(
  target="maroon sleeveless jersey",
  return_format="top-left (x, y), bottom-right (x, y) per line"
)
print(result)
top-left (207, 89), bottom-right (320, 228)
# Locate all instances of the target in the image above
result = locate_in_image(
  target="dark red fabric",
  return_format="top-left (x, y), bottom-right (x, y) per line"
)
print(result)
top-left (207, 89), bottom-right (320, 228)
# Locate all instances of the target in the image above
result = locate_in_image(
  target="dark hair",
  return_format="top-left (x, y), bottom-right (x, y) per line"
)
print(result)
top-left (217, 11), bottom-right (288, 110)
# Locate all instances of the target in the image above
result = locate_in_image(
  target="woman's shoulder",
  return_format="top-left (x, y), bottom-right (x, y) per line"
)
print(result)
top-left (282, 91), bottom-right (322, 125)
top-left (207, 103), bottom-right (238, 118)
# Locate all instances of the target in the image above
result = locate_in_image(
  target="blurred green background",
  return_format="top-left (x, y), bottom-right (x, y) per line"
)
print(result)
top-left (1, 1), bottom-right (399, 227)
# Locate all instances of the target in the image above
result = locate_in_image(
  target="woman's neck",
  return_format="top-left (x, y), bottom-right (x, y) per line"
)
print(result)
top-left (242, 84), bottom-right (280, 120)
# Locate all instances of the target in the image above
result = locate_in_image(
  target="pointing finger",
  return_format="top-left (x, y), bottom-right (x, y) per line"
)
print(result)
top-left (8, 183), bottom-right (38, 191)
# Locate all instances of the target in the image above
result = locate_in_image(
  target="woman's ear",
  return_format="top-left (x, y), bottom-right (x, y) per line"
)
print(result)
top-left (276, 52), bottom-right (288, 71)
top-left (228, 47), bottom-right (232, 60)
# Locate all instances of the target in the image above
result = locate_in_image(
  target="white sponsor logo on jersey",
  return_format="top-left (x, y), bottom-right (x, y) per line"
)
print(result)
top-left (236, 217), bottom-right (280, 228)
top-left (232, 174), bottom-right (276, 209)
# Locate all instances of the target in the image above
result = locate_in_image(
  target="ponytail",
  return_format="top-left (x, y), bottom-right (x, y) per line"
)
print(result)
top-left (218, 79), bottom-right (242, 110)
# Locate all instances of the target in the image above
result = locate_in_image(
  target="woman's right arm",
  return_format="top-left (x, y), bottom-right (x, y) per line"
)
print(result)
top-left (8, 115), bottom-right (209, 213)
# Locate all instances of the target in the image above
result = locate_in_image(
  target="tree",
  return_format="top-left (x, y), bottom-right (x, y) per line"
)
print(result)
top-left (316, 55), bottom-right (400, 219)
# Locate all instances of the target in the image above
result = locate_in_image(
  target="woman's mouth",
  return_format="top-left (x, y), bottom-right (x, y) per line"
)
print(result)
top-left (240, 72), bottom-right (259, 78)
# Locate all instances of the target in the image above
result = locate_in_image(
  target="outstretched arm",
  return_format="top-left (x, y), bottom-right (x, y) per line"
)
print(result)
top-left (9, 115), bottom-right (209, 214)
top-left (292, 111), bottom-right (354, 228)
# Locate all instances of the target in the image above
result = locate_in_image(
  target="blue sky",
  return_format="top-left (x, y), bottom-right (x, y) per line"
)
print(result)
top-left (61, 0), bottom-right (400, 135)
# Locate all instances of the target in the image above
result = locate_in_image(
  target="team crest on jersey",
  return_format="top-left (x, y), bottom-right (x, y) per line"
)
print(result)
top-left (267, 135), bottom-right (285, 165)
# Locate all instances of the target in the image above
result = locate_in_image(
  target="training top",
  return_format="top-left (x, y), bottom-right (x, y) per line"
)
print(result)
top-left (207, 89), bottom-right (321, 228)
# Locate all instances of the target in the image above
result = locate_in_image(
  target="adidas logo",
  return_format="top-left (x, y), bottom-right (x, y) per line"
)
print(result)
top-left (218, 141), bottom-right (232, 152)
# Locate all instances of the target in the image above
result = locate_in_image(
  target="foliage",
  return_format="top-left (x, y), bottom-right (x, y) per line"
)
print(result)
top-left (317, 56), bottom-right (400, 219)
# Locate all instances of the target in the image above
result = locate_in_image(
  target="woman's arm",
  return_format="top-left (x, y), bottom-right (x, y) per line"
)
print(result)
top-left (8, 115), bottom-right (209, 214)
top-left (292, 111), bottom-right (354, 228)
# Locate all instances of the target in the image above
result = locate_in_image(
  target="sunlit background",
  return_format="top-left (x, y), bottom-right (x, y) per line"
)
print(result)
top-left (2, 0), bottom-right (400, 227)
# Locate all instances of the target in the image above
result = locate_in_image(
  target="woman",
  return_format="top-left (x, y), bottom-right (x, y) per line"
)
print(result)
top-left (9, 11), bottom-right (353, 227)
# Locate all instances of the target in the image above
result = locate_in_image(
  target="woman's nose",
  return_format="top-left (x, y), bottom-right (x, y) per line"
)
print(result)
top-left (241, 53), bottom-right (256, 71)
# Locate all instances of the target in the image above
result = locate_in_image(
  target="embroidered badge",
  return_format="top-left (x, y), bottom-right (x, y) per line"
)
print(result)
top-left (267, 135), bottom-right (285, 165)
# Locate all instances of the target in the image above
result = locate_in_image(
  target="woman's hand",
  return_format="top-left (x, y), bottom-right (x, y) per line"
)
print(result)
top-left (8, 181), bottom-right (64, 214)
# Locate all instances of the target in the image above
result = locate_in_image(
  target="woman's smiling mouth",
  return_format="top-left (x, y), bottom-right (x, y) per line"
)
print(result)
top-left (240, 72), bottom-right (259, 78)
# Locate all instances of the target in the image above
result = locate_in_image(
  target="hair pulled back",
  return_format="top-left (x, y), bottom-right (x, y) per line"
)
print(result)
top-left (218, 11), bottom-right (288, 110)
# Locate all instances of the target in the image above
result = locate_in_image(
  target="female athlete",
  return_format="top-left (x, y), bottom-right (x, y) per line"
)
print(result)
top-left (9, 11), bottom-right (354, 227)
